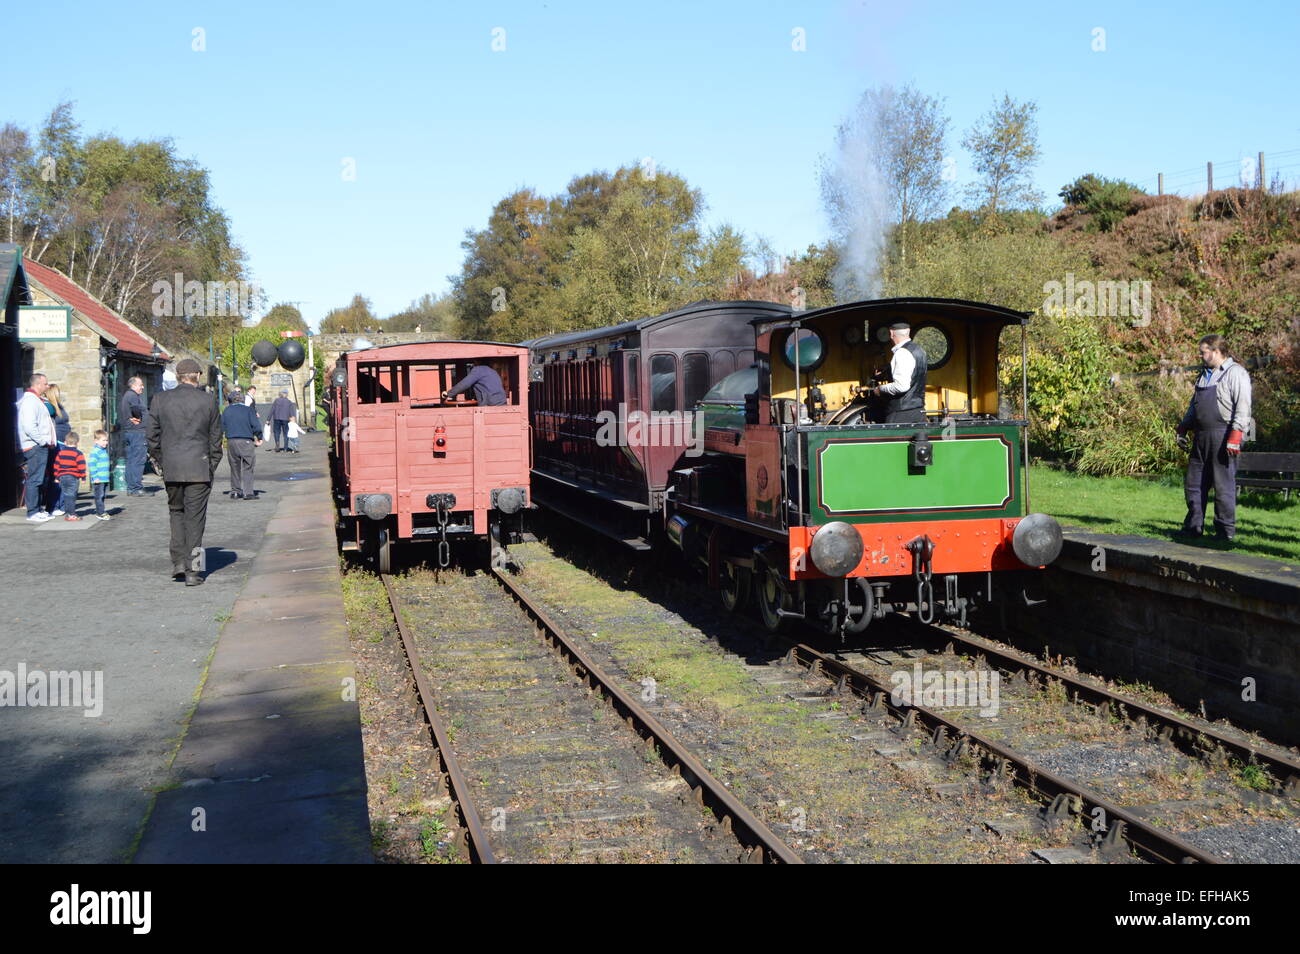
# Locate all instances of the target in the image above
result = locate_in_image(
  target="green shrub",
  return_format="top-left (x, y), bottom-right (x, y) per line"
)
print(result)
top-left (1005, 307), bottom-right (1114, 457)
top-left (1059, 174), bottom-right (1107, 207)
top-left (1058, 174), bottom-right (1143, 232)
top-left (1073, 376), bottom-right (1190, 477)
top-left (1251, 364), bottom-right (1300, 452)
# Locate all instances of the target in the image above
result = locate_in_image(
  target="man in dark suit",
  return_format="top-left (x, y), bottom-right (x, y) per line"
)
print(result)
top-left (146, 359), bottom-right (223, 586)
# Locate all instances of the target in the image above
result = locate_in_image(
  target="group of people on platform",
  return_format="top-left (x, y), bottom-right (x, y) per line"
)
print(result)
top-left (16, 366), bottom-right (306, 581)
top-left (17, 375), bottom-right (113, 523)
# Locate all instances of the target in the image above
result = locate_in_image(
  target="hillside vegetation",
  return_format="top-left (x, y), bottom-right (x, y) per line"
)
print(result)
top-left (868, 180), bottom-right (1300, 475)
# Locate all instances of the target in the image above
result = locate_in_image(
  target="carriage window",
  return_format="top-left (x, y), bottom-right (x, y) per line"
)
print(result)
top-left (711, 351), bottom-right (734, 383)
top-left (684, 352), bottom-right (710, 408)
top-left (626, 353), bottom-right (640, 412)
top-left (650, 354), bottom-right (677, 413)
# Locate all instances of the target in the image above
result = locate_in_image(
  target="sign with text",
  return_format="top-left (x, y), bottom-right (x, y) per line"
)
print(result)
top-left (270, 372), bottom-right (294, 387)
top-left (18, 306), bottom-right (72, 341)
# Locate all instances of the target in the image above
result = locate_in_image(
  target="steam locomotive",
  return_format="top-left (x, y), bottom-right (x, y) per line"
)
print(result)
top-left (526, 298), bottom-right (1063, 635)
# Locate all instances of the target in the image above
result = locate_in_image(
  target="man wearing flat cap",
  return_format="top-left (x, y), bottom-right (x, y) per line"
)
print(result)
top-left (146, 358), bottom-right (223, 586)
top-left (870, 321), bottom-right (929, 423)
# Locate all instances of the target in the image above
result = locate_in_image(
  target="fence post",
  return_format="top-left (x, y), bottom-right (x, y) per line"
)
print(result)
top-left (1157, 173), bottom-right (1164, 196)
top-left (1258, 152), bottom-right (1265, 191)
top-left (1207, 161), bottom-right (1214, 193)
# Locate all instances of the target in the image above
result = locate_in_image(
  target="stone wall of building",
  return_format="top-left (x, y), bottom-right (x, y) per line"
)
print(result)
top-left (26, 287), bottom-right (108, 444)
top-left (242, 359), bottom-right (315, 423)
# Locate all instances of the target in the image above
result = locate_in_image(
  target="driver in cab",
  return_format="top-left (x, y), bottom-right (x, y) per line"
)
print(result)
top-left (442, 360), bottom-right (508, 406)
top-left (869, 321), bottom-right (929, 424)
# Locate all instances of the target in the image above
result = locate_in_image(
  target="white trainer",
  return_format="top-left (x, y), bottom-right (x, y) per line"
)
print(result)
top-left (51, 509), bottom-right (64, 517)
top-left (27, 512), bottom-right (52, 522)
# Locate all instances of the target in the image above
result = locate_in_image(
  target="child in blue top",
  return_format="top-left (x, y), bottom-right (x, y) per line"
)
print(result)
top-left (88, 429), bottom-right (112, 520)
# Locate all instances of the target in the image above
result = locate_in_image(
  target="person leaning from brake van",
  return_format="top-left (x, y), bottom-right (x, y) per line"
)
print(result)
top-left (17, 373), bottom-right (57, 522)
top-left (222, 389), bottom-right (262, 500)
top-left (119, 376), bottom-right (149, 496)
top-left (1176, 334), bottom-right (1252, 543)
top-left (869, 321), bottom-right (929, 424)
top-left (441, 360), bottom-right (507, 406)
top-left (147, 359), bottom-right (223, 586)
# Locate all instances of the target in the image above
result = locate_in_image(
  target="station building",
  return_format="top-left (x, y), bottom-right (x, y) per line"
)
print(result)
top-left (7, 255), bottom-right (180, 505)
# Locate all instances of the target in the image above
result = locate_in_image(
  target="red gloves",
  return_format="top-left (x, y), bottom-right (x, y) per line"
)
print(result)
top-left (1226, 430), bottom-right (1243, 455)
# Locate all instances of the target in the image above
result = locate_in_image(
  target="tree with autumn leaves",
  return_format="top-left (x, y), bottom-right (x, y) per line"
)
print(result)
top-left (451, 164), bottom-right (759, 341)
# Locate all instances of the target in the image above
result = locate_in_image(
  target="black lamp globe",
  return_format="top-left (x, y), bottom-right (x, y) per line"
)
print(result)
top-left (278, 339), bottom-right (306, 371)
top-left (251, 340), bottom-right (279, 367)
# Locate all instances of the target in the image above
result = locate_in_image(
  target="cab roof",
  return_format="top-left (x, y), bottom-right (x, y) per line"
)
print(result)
top-left (754, 297), bottom-right (1031, 328)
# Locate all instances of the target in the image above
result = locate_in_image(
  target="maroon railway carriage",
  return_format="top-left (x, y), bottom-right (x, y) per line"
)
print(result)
top-left (326, 341), bottom-right (531, 571)
top-left (526, 300), bottom-right (791, 547)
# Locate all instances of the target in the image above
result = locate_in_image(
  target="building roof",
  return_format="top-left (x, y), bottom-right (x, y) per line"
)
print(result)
top-left (22, 256), bottom-right (169, 360)
top-left (0, 243), bottom-right (30, 308)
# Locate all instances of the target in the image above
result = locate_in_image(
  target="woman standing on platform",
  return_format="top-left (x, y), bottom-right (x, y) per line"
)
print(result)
top-left (46, 383), bottom-right (71, 443)
top-left (44, 383), bottom-right (72, 514)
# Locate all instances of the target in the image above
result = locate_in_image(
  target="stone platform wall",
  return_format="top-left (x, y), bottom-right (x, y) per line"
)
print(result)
top-left (975, 533), bottom-right (1300, 746)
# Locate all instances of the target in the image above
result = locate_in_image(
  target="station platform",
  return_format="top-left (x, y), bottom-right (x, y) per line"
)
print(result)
top-left (990, 527), bottom-right (1300, 747)
top-left (0, 431), bottom-right (371, 863)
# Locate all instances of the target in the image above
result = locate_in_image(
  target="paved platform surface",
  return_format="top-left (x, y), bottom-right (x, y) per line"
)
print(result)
top-left (0, 433), bottom-right (370, 863)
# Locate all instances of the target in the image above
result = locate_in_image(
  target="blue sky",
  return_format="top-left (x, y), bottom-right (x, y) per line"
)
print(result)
top-left (11, 0), bottom-right (1300, 330)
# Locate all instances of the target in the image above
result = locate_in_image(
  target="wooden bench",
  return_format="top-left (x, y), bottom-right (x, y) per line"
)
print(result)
top-left (1237, 452), bottom-right (1300, 500)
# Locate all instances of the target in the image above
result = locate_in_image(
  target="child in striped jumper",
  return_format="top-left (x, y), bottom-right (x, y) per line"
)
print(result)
top-left (88, 429), bottom-right (112, 520)
top-left (52, 431), bottom-right (87, 521)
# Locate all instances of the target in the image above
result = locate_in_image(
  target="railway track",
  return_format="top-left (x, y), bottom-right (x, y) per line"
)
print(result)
top-left (379, 568), bottom-right (801, 864)
top-left (858, 621), bottom-right (1300, 796)
top-left (772, 638), bottom-right (1223, 863)
top-left (788, 619), bottom-right (1300, 862)
top-left (519, 530), bottom-right (1300, 863)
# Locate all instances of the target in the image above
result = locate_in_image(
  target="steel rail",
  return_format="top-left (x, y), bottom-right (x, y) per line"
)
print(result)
top-left (489, 565), bottom-right (804, 864)
top-left (780, 640), bottom-right (1222, 865)
top-left (381, 573), bottom-right (497, 864)
top-left (903, 623), bottom-right (1300, 795)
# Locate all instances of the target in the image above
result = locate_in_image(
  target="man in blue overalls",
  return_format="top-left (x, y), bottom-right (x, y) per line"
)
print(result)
top-left (1175, 334), bottom-right (1252, 542)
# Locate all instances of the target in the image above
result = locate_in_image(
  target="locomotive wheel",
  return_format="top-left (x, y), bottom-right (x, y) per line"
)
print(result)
top-left (719, 561), bottom-right (751, 613)
top-left (756, 568), bottom-right (789, 632)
